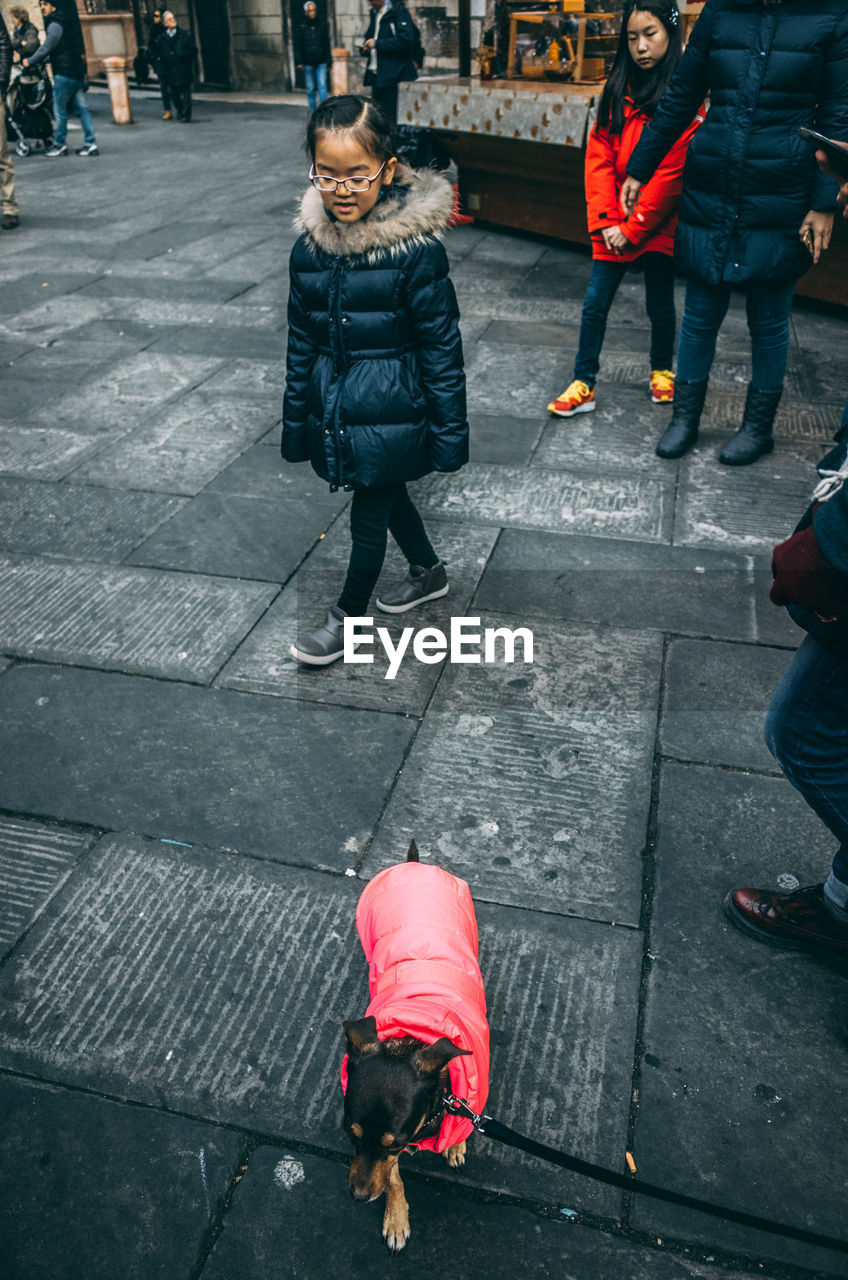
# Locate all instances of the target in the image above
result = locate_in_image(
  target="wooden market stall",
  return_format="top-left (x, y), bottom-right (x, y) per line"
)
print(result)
top-left (398, 1), bottom-right (848, 308)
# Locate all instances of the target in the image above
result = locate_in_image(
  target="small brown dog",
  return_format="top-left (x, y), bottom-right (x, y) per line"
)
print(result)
top-left (341, 843), bottom-right (490, 1250)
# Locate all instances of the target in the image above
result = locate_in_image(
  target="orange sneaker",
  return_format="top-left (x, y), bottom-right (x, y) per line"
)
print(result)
top-left (547, 379), bottom-right (595, 417)
top-left (650, 369), bottom-right (675, 404)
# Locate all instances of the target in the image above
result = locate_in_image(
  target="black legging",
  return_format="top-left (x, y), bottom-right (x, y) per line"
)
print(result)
top-left (337, 484), bottom-right (438, 615)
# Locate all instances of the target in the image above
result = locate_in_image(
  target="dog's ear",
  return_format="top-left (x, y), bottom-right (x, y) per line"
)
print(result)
top-left (415, 1036), bottom-right (472, 1074)
top-left (343, 1015), bottom-right (380, 1056)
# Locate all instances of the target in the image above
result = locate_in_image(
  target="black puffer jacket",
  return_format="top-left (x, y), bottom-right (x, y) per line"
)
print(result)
top-left (296, 15), bottom-right (331, 66)
top-left (282, 167), bottom-right (468, 492)
top-left (627, 0), bottom-right (848, 284)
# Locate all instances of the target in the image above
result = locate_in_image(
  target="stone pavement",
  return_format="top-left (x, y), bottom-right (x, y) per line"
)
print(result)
top-left (0, 92), bottom-right (847, 1280)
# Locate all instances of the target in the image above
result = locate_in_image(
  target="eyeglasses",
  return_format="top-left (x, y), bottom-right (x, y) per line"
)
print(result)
top-left (309, 162), bottom-right (386, 193)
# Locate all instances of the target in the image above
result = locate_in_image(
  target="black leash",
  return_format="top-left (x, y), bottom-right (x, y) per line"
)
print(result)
top-left (443, 1093), bottom-right (848, 1256)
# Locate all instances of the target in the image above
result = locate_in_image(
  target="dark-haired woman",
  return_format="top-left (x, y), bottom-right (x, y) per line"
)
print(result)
top-left (282, 95), bottom-right (468, 666)
top-left (622, 0), bottom-right (848, 464)
top-left (548, 3), bottom-right (702, 419)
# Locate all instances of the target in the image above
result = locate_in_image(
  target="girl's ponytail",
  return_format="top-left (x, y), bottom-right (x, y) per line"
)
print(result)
top-left (596, 0), bottom-right (683, 135)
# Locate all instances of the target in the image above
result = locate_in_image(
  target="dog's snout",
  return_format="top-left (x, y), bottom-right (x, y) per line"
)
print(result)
top-left (349, 1185), bottom-right (371, 1203)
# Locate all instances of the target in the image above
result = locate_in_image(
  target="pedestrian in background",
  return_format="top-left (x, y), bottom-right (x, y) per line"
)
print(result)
top-left (158, 10), bottom-right (197, 123)
top-left (146, 8), bottom-right (172, 120)
top-left (547, 2), bottom-right (701, 420)
top-left (621, 0), bottom-right (848, 465)
top-left (0, 9), bottom-right (20, 229)
top-left (24, 0), bottom-right (98, 157)
top-left (361, 0), bottom-right (419, 125)
top-left (296, 1), bottom-right (331, 112)
top-left (283, 95), bottom-right (467, 665)
top-left (9, 6), bottom-right (40, 62)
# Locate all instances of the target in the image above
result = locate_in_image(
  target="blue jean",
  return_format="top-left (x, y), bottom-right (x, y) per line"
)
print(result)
top-left (676, 274), bottom-right (796, 392)
top-left (764, 634), bottom-right (848, 919)
top-left (574, 252), bottom-right (676, 387)
top-left (52, 74), bottom-right (96, 147)
top-left (304, 63), bottom-right (328, 112)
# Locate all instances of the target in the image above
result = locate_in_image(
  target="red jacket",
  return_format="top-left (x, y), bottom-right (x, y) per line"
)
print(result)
top-left (341, 862), bottom-right (490, 1153)
top-left (585, 97), bottom-right (704, 262)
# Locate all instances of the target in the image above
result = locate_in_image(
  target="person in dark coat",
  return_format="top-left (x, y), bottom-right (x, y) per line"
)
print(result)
top-left (158, 10), bottom-right (197, 123)
top-left (282, 95), bottom-right (467, 665)
top-left (9, 7), bottom-right (40, 61)
top-left (296, 2), bottom-right (331, 112)
top-left (361, 0), bottom-right (419, 124)
top-left (621, 0), bottom-right (848, 465)
top-left (147, 8), bottom-right (172, 119)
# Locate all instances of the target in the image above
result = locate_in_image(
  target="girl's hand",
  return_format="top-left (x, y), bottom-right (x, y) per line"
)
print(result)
top-left (799, 209), bottom-right (834, 264)
top-left (620, 176), bottom-right (642, 216)
top-left (602, 225), bottom-right (629, 254)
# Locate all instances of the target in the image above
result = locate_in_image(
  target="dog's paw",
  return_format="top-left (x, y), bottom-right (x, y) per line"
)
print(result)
top-left (382, 1210), bottom-right (411, 1252)
top-left (443, 1140), bottom-right (466, 1168)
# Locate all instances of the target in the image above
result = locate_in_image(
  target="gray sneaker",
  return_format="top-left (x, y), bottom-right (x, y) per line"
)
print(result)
top-left (376, 561), bottom-right (448, 614)
top-left (290, 605), bottom-right (347, 665)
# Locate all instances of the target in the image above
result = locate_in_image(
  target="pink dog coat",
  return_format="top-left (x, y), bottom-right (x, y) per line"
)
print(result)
top-left (341, 861), bottom-right (490, 1153)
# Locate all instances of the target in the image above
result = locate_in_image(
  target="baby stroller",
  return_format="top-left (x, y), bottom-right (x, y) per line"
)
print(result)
top-left (6, 69), bottom-right (54, 156)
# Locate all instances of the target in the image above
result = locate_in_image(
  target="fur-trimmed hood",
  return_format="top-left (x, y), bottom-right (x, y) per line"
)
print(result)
top-left (295, 164), bottom-right (454, 259)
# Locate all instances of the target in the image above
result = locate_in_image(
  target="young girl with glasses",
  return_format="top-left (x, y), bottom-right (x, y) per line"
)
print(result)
top-left (283, 95), bottom-right (468, 666)
top-left (547, 1), bottom-right (702, 420)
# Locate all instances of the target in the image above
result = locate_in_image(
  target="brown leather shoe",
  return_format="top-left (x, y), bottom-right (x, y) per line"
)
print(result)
top-left (724, 884), bottom-right (848, 959)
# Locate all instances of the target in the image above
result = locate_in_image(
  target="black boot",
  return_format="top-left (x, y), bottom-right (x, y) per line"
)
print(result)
top-left (655, 379), bottom-right (708, 459)
top-left (719, 385), bottom-right (781, 466)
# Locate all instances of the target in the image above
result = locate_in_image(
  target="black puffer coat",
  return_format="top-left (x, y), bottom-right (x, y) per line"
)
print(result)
top-left (296, 15), bottom-right (331, 66)
top-left (281, 167), bottom-right (468, 492)
top-left (626, 0), bottom-right (848, 285)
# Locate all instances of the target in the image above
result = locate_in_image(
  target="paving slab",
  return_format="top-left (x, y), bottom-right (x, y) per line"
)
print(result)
top-left (0, 425), bottom-right (125, 482)
top-left (633, 762), bottom-right (848, 1273)
top-left (77, 273), bottom-right (254, 303)
top-left (67, 398), bottom-right (280, 494)
top-left (701, 387), bottom-right (841, 445)
top-left (200, 358), bottom-right (284, 398)
top-left (203, 442), bottom-right (344, 506)
top-left (126, 492), bottom-right (340, 582)
top-left (0, 816), bottom-right (92, 960)
top-left (464, 341), bottom-right (566, 415)
top-left (533, 386), bottom-right (676, 477)
top-left (0, 1075), bottom-right (240, 1280)
top-left (29, 352), bottom-right (224, 431)
top-left (364, 620), bottom-right (661, 925)
top-left (59, 317), bottom-right (176, 352)
top-left (470, 413), bottom-right (546, 466)
top-left (0, 556), bottom-right (277, 680)
top-left (660, 639), bottom-right (793, 772)
top-left (216, 520), bottom-right (497, 713)
top-left (144, 325), bottom-right (285, 360)
top-left (1, 294), bottom-right (108, 345)
top-left (414, 462), bottom-right (673, 543)
top-left (0, 477), bottom-right (185, 561)
top-left (0, 667), bottom-right (411, 860)
top-left (0, 271), bottom-right (96, 319)
top-left (474, 530), bottom-right (758, 641)
top-left (201, 1145), bottom-right (758, 1280)
top-left (0, 833), bottom-right (641, 1214)
top-left (673, 438), bottom-right (822, 554)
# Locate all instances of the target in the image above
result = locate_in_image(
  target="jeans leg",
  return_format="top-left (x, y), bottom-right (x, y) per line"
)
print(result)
top-left (764, 635), bottom-right (848, 909)
top-left (304, 65), bottom-right (317, 112)
top-left (387, 484), bottom-right (438, 568)
top-left (337, 486), bottom-right (398, 615)
top-left (643, 252), bottom-right (677, 370)
top-left (52, 74), bottom-right (71, 147)
top-left (72, 86), bottom-right (96, 146)
top-left (573, 259), bottom-right (627, 387)
top-left (675, 274), bottom-right (732, 383)
top-left (316, 63), bottom-right (328, 104)
top-left (746, 279), bottom-right (796, 393)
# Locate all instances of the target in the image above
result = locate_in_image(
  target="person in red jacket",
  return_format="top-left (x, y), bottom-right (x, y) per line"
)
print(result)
top-left (547, 1), bottom-right (702, 418)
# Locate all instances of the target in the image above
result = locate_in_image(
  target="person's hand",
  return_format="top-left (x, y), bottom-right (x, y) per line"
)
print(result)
top-left (363, 37), bottom-right (375, 48)
top-left (798, 209), bottom-right (834, 264)
top-left (22, 57), bottom-right (29, 67)
top-left (815, 143), bottom-right (848, 219)
top-left (620, 176), bottom-right (642, 217)
top-left (296, 62), bottom-right (303, 68)
top-left (602, 225), bottom-right (629, 254)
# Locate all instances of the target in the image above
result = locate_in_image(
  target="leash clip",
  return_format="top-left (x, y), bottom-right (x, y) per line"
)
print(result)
top-left (443, 1090), bottom-right (489, 1132)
